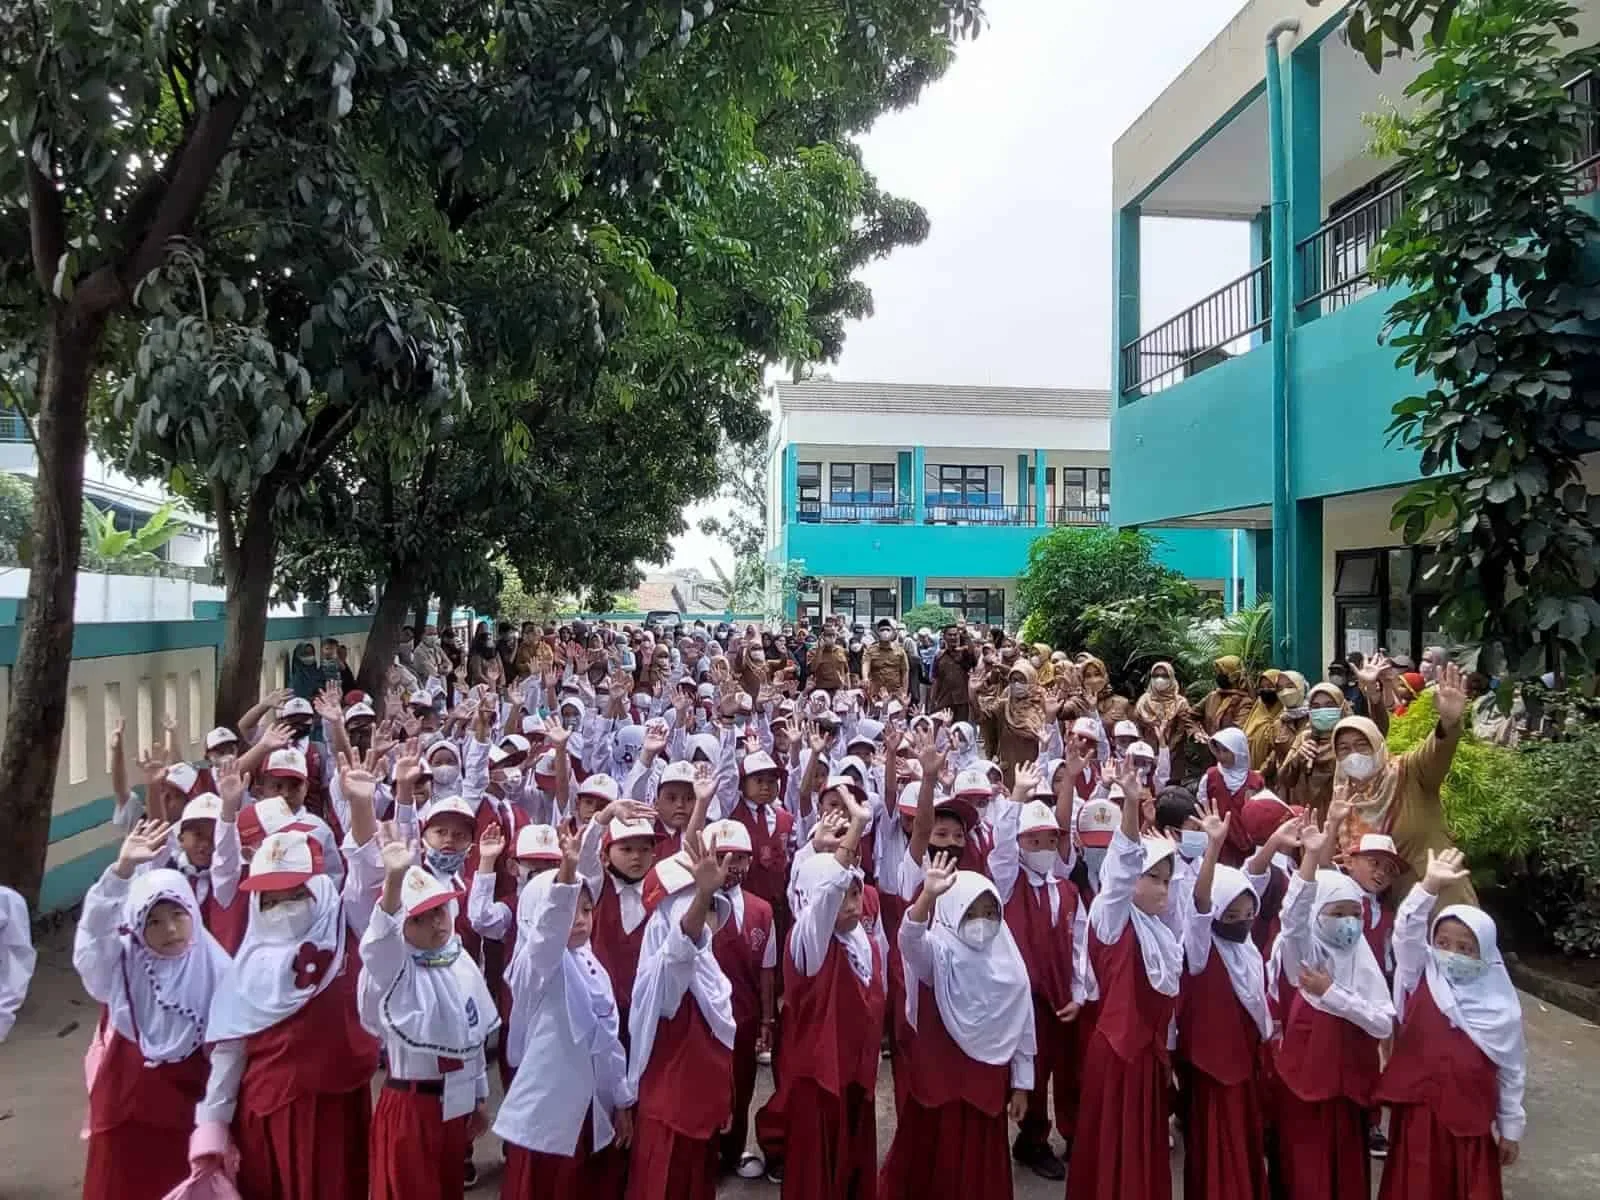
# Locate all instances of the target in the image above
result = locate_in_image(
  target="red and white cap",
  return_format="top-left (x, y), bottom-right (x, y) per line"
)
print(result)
top-left (179, 792), bottom-right (223, 826)
top-left (1350, 833), bottom-right (1406, 869)
top-left (846, 719), bottom-right (884, 750)
top-left (241, 830), bottom-right (324, 891)
top-left (658, 760), bottom-right (698, 788)
top-left (895, 780), bottom-right (921, 818)
top-left (533, 749), bottom-right (558, 779)
top-left (704, 819), bottom-right (753, 854)
top-left (1127, 740), bottom-right (1156, 762)
top-left (824, 775), bottom-right (868, 807)
top-left (264, 748), bottom-right (308, 780)
top-left (515, 824), bottom-right (563, 863)
top-left (408, 689), bottom-right (435, 709)
top-left (521, 713), bottom-right (548, 737)
top-left (489, 734), bottom-right (532, 766)
top-left (398, 865), bottom-right (461, 916)
top-left (421, 795), bottom-right (477, 832)
top-left (1113, 719), bottom-right (1140, 740)
top-left (605, 816), bottom-right (657, 846)
top-left (165, 762), bottom-right (201, 796)
top-left (739, 750), bottom-right (781, 779)
top-left (951, 767), bottom-right (995, 800)
top-left (1077, 798), bottom-right (1121, 849)
top-left (578, 773), bottom-right (620, 804)
top-left (1019, 799), bottom-right (1063, 837)
top-left (279, 697), bottom-right (314, 719)
top-left (205, 726), bottom-right (239, 752)
top-left (934, 794), bottom-right (980, 830)
top-left (1070, 716), bottom-right (1101, 740)
top-left (345, 701), bottom-right (376, 722)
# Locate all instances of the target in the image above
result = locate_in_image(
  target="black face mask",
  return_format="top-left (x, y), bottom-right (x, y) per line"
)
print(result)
top-left (1257, 689), bottom-right (1278, 703)
top-left (1212, 919), bottom-right (1253, 944)
top-left (1215, 673), bottom-right (1232, 690)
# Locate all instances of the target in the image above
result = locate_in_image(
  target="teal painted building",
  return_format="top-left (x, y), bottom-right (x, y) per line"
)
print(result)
top-left (1110, 0), bottom-right (1600, 677)
top-left (764, 380), bottom-right (1243, 626)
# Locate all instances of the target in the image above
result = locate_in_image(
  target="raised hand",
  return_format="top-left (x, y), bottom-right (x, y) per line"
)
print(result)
top-left (313, 689), bottom-right (343, 723)
top-left (921, 850), bottom-right (959, 897)
top-left (378, 820), bottom-right (414, 876)
top-left (116, 819), bottom-right (173, 876)
top-left (558, 826), bottom-right (580, 876)
top-left (262, 721), bottom-right (296, 751)
top-left (216, 759), bottom-right (249, 820)
top-left (1434, 661), bottom-right (1467, 727)
top-left (917, 736), bottom-right (947, 779)
top-left (110, 717), bottom-right (125, 754)
top-left (693, 761), bottom-right (718, 806)
top-left (1354, 652), bottom-right (1390, 689)
top-left (684, 830), bottom-right (727, 894)
top-left (545, 724), bottom-right (571, 749)
top-left (1299, 811), bottom-right (1332, 861)
top-left (643, 722), bottom-right (670, 759)
top-left (337, 749), bottom-right (379, 810)
top-left (136, 747), bottom-right (167, 786)
top-left (266, 686), bottom-right (295, 708)
top-left (812, 810), bottom-right (848, 852)
top-left (1267, 814), bottom-right (1307, 854)
top-left (1012, 759), bottom-right (1042, 801)
top-left (1200, 805), bottom-right (1231, 853)
top-left (1422, 847), bottom-right (1470, 895)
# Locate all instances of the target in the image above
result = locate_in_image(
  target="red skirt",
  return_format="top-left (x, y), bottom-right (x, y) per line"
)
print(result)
top-left (1183, 1069), bottom-right (1268, 1200)
top-left (235, 1085), bottom-right (371, 1200)
top-left (1377, 1103), bottom-right (1504, 1200)
top-left (625, 1114), bottom-right (717, 1200)
top-left (83, 1120), bottom-right (191, 1200)
top-left (502, 1115), bottom-right (598, 1200)
top-left (779, 1079), bottom-right (877, 1200)
top-left (1275, 1090), bottom-right (1369, 1200)
top-left (878, 1093), bottom-right (1011, 1200)
top-left (1069, 1029), bottom-right (1171, 1200)
top-left (370, 1086), bottom-right (470, 1200)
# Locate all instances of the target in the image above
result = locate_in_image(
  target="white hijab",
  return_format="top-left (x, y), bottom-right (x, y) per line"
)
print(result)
top-left (114, 869), bottom-right (227, 1063)
top-left (947, 722), bottom-right (978, 771)
top-left (1297, 869), bottom-right (1392, 1021)
top-left (505, 873), bottom-right (615, 1067)
top-left (1203, 866), bottom-right (1273, 1039)
top-left (791, 852), bottom-right (873, 984)
top-left (1125, 838), bottom-right (1185, 997)
top-left (1212, 726), bottom-right (1251, 792)
top-left (1414, 904), bottom-right (1525, 1072)
top-left (907, 871), bottom-right (1036, 1067)
top-left (206, 875), bottom-right (346, 1042)
top-left (361, 931), bottom-right (499, 1060)
top-left (627, 888), bottom-right (737, 1090)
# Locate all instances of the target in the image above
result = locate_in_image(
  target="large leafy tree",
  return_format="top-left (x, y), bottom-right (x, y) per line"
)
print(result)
top-left (1372, 0), bottom-right (1600, 683)
top-left (1307, 0), bottom-right (1460, 69)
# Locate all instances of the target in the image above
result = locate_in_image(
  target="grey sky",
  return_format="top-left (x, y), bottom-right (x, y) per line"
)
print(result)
top-left (669, 0), bottom-right (1253, 574)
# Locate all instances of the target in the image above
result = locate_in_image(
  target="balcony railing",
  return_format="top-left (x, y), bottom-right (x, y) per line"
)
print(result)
top-left (924, 503), bottom-right (1037, 526)
top-left (797, 500), bottom-right (913, 524)
top-left (1049, 505), bottom-right (1110, 526)
top-left (1119, 261), bottom-right (1271, 396)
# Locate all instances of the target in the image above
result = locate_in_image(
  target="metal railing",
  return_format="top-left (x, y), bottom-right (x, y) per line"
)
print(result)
top-left (1049, 505), bottom-right (1110, 526)
top-left (796, 500), bottom-right (912, 524)
top-left (923, 503), bottom-right (1037, 526)
top-left (1119, 261), bottom-right (1271, 396)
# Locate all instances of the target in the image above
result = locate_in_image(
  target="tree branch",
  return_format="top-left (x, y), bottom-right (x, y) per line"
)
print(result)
top-left (211, 476), bottom-right (239, 582)
top-left (25, 163), bottom-right (64, 296)
top-left (296, 401), bottom-right (363, 477)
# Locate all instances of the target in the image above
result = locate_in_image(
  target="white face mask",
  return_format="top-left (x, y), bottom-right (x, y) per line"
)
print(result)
top-left (1178, 829), bottom-right (1209, 861)
top-left (958, 916), bottom-right (1001, 951)
top-left (432, 763), bottom-right (461, 787)
top-left (500, 767), bottom-right (524, 790)
top-left (255, 898), bottom-right (316, 943)
top-left (1152, 676), bottom-right (1174, 693)
top-left (1341, 752), bottom-right (1378, 781)
top-left (1434, 947), bottom-right (1488, 985)
top-left (1021, 848), bottom-right (1059, 878)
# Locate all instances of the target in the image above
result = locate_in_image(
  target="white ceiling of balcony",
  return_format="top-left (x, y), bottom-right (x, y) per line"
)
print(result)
top-left (1137, 33), bottom-right (1423, 223)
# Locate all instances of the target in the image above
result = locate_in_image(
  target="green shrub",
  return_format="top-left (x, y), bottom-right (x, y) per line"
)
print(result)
top-left (1515, 728), bottom-right (1600, 956)
top-left (900, 603), bottom-right (959, 632)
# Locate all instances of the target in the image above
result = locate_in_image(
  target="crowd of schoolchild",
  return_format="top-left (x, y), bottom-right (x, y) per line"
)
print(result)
top-left (0, 614), bottom-right (1528, 1200)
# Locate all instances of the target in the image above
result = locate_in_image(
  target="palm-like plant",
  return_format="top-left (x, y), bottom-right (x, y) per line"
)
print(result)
top-left (78, 502), bottom-right (184, 574)
top-left (1173, 600), bottom-right (1275, 699)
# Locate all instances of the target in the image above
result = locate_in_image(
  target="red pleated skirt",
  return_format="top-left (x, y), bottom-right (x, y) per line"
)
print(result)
top-left (1183, 1069), bottom-right (1268, 1200)
top-left (625, 1115), bottom-right (717, 1200)
top-left (83, 1120), bottom-right (191, 1200)
top-left (234, 1085), bottom-right (371, 1200)
top-left (877, 1093), bottom-right (1012, 1200)
top-left (369, 1087), bottom-right (470, 1200)
top-left (1274, 1090), bottom-right (1369, 1200)
top-left (1377, 1104), bottom-right (1504, 1200)
top-left (779, 1079), bottom-right (877, 1200)
top-left (1068, 1029), bottom-right (1171, 1200)
top-left (502, 1115), bottom-right (597, 1200)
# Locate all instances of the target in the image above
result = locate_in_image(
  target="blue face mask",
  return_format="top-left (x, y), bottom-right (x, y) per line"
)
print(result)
top-left (425, 846), bottom-right (468, 877)
top-left (1177, 830), bottom-right (1209, 861)
top-left (1317, 913), bottom-right (1363, 951)
top-left (1435, 948), bottom-right (1488, 986)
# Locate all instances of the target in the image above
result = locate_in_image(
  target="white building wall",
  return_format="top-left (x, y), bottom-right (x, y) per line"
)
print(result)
top-left (783, 408), bottom-right (1107, 454)
top-left (0, 569), bottom-right (303, 624)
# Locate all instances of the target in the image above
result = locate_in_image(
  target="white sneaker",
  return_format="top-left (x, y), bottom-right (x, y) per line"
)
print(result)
top-left (737, 1153), bottom-right (766, 1179)
top-left (757, 1050), bottom-right (773, 1067)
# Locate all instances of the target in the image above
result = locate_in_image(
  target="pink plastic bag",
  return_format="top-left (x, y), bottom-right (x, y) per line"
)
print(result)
top-left (159, 1163), bottom-right (241, 1200)
top-left (79, 1019), bottom-right (110, 1140)
top-left (163, 1122), bottom-right (241, 1200)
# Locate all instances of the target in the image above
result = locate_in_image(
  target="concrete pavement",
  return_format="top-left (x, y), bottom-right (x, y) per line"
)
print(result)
top-left (3, 921), bottom-right (1597, 1198)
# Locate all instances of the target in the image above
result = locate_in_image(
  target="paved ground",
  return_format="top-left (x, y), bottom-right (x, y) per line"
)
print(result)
top-left (3, 921), bottom-right (1599, 1198)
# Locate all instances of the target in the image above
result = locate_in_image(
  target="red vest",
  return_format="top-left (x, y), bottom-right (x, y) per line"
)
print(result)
top-left (1202, 767), bottom-right (1262, 865)
top-left (653, 826), bottom-right (683, 863)
top-left (590, 875), bottom-right (647, 1027)
top-left (1086, 922), bottom-right (1177, 1066)
top-left (1362, 895), bottom-right (1396, 979)
top-left (1251, 864), bottom-right (1289, 957)
top-left (89, 1022), bottom-right (209, 1134)
top-left (713, 891), bottom-right (774, 1031)
top-left (1003, 876), bottom-right (1079, 1013)
top-left (901, 980), bottom-right (1010, 1117)
top-left (1375, 980), bottom-right (1499, 1137)
top-left (198, 886), bottom-right (248, 956)
top-left (237, 963), bottom-right (378, 1117)
top-left (636, 998), bottom-right (734, 1139)
top-left (1274, 986), bottom-right (1381, 1106)
top-left (779, 922), bottom-right (884, 1097)
top-left (1073, 765), bottom-right (1100, 803)
top-left (1176, 946), bottom-right (1263, 1086)
top-left (728, 802), bottom-right (794, 909)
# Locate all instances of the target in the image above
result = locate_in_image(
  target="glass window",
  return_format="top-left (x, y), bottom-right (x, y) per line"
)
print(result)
top-left (1096, 469), bottom-right (1112, 510)
top-left (1335, 552), bottom-right (1380, 597)
top-left (870, 589), bottom-right (897, 620)
top-left (797, 461), bottom-right (821, 522)
top-left (1062, 468), bottom-right (1085, 508)
top-left (829, 463), bottom-right (855, 504)
top-left (928, 464), bottom-right (1005, 507)
top-left (1340, 603), bottom-right (1381, 658)
top-left (831, 588), bottom-right (856, 622)
top-left (869, 463), bottom-right (896, 504)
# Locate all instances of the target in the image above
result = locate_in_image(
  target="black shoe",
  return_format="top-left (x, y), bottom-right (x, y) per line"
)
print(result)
top-left (464, 1159), bottom-right (479, 1188)
top-left (765, 1160), bottom-right (785, 1184)
top-left (1012, 1141), bottom-right (1066, 1181)
top-left (1367, 1128), bottom-right (1389, 1160)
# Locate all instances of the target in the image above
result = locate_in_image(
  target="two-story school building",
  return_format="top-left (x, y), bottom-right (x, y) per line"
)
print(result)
top-left (762, 379), bottom-right (1244, 626)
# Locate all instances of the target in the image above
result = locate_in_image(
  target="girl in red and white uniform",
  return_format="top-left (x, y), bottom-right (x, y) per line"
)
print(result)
top-left (878, 854), bottom-right (1035, 1200)
top-left (494, 827), bottom-right (634, 1200)
top-left (625, 834), bottom-right (737, 1200)
top-left (74, 821), bottom-right (228, 1200)
top-left (1180, 809), bottom-right (1274, 1200)
top-left (191, 826), bottom-right (380, 1200)
top-left (1375, 848), bottom-right (1526, 1200)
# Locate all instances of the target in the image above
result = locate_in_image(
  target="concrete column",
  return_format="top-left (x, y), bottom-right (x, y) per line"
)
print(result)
top-left (782, 444), bottom-right (797, 525)
top-left (1288, 41), bottom-right (1323, 328)
top-left (912, 445), bottom-right (927, 523)
top-left (1292, 498), bottom-right (1325, 678)
top-left (1033, 449), bottom-right (1047, 524)
top-left (1111, 206), bottom-right (1141, 401)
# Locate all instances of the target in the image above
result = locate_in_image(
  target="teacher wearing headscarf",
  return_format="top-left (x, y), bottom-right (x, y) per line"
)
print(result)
top-left (1330, 662), bottom-right (1473, 906)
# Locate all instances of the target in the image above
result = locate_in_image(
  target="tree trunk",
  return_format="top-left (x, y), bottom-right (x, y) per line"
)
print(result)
top-left (410, 594), bottom-right (431, 639)
top-left (358, 563), bottom-right (415, 697)
top-left (214, 488), bottom-right (279, 728)
top-left (437, 586), bottom-right (458, 639)
top-left (0, 304), bottom-right (107, 906)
